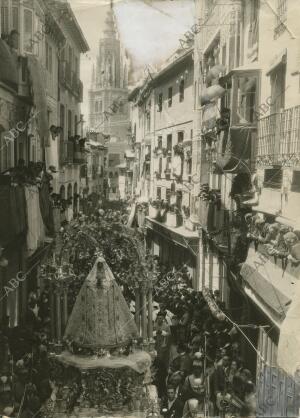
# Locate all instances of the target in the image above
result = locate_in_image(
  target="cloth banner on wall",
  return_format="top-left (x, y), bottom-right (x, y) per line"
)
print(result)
top-left (27, 56), bottom-right (49, 147)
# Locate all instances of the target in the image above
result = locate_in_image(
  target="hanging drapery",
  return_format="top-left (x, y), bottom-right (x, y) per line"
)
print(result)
top-left (27, 56), bottom-right (49, 147)
top-left (25, 185), bottom-right (45, 256)
top-left (0, 184), bottom-right (27, 246)
top-left (215, 126), bottom-right (252, 173)
top-left (0, 39), bottom-right (18, 90)
top-left (39, 174), bottom-right (54, 235)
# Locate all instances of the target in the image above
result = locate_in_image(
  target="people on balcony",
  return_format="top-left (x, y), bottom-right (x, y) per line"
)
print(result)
top-left (245, 214), bottom-right (300, 266)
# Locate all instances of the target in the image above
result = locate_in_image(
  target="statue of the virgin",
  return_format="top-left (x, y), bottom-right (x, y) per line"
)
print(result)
top-left (64, 256), bottom-right (138, 351)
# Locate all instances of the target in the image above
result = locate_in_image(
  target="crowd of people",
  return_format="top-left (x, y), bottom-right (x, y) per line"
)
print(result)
top-left (151, 263), bottom-right (256, 418)
top-left (0, 204), bottom-right (258, 417)
top-left (0, 291), bottom-right (53, 417)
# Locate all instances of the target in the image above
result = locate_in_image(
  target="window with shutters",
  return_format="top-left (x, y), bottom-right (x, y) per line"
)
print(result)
top-left (158, 93), bottom-right (163, 112)
top-left (0, 127), bottom-right (13, 171)
top-left (167, 134), bottom-right (172, 151)
top-left (1, 5), bottom-right (9, 36)
top-left (18, 142), bottom-right (24, 161)
top-left (74, 115), bottom-right (78, 135)
top-left (168, 87), bottom-right (173, 107)
top-left (157, 136), bottom-right (162, 149)
top-left (274, 0), bottom-right (287, 38)
top-left (12, 7), bottom-right (19, 31)
top-left (156, 187), bottom-right (161, 200)
top-left (68, 110), bottom-right (72, 138)
top-left (270, 63), bottom-right (286, 114)
top-left (24, 9), bottom-right (33, 53)
top-left (158, 157), bottom-right (162, 175)
top-left (60, 104), bottom-right (65, 136)
top-left (179, 79), bottom-right (185, 102)
top-left (248, 0), bottom-right (259, 60)
top-left (177, 131), bottom-right (184, 143)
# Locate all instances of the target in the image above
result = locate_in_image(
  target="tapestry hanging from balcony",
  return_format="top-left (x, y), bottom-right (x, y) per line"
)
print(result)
top-left (27, 56), bottom-right (49, 147)
top-left (0, 39), bottom-right (18, 90)
top-left (215, 126), bottom-right (252, 173)
top-left (0, 184), bottom-right (27, 246)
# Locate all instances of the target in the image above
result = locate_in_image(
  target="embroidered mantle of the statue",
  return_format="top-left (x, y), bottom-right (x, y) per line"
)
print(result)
top-left (64, 256), bottom-right (138, 349)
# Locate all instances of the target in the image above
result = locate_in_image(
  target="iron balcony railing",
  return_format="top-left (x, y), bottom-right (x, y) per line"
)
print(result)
top-left (257, 105), bottom-right (300, 165)
top-left (59, 62), bottom-right (83, 101)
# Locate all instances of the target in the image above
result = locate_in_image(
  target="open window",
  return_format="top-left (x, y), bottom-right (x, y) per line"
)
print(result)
top-left (157, 93), bottom-right (163, 112)
top-left (231, 69), bottom-right (260, 126)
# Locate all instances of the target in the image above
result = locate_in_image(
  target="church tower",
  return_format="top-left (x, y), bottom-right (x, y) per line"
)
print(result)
top-left (88, 0), bottom-right (130, 140)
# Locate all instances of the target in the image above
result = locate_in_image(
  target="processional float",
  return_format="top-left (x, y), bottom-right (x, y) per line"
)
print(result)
top-left (45, 256), bottom-right (157, 417)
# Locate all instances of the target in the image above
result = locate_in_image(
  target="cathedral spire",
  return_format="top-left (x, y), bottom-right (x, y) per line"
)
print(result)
top-left (103, 0), bottom-right (117, 38)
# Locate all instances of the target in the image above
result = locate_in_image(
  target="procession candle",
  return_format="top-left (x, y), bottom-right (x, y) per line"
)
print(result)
top-left (135, 287), bottom-right (141, 333)
top-left (141, 286), bottom-right (147, 341)
top-left (56, 289), bottom-right (62, 341)
top-left (147, 286), bottom-right (153, 340)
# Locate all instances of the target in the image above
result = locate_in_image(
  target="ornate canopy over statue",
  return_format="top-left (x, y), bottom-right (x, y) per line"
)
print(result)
top-left (64, 256), bottom-right (138, 351)
top-left (47, 257), bottom-right (155, 417)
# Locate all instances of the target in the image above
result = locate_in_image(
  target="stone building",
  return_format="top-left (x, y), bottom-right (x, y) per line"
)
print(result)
top-left (87, 0), bottom-right (131, 201)
top-left (193, 0), bottom-right (300, 414)
top-left (129, 47), bottom-right (199, 284)
top-left (0, 0), bottom-right (88, 327)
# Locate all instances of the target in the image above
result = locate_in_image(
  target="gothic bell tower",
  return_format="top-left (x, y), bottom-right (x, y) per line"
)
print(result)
top-left (88, 0), bottom-right (130, 140)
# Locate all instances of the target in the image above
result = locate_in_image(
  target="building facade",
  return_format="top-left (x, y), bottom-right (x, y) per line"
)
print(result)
top-left (193, 0), bottom-right (300, 414)
top-left (129, 48), bottom-right (200, 284)
top-left (0, 0), bottom-right (88, 328)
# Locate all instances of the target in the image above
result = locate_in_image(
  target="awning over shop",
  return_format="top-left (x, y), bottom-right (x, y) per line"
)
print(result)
top-left (145, 217), bottom-right (199, 254)
top-left (215, 126), bottom-right (252, 173)
top-left (27, 56), bottom-right (49, 147)
top-left (240, 244), bottom-right (299, 322)
top-left (0, 39), bottom-right (18, 90)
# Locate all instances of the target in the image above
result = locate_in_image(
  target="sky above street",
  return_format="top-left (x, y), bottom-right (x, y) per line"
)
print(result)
top-left (72, 0), bottom-right (195, 121)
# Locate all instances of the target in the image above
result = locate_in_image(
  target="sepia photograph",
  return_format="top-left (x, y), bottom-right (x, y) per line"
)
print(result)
top-left (0, 0), bottom-right (300, 416)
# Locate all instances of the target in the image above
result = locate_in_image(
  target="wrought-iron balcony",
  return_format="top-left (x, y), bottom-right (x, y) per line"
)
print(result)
top-left (59, 61), bottom-right (83, 102)
top-left (257, 106), bottom-right (300, 166)
top-left (63, 142), bottom-right (74, 164)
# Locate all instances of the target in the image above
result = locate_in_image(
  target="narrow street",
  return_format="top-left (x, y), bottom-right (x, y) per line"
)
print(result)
top-left (0, 206), bottom-right (258, 417)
